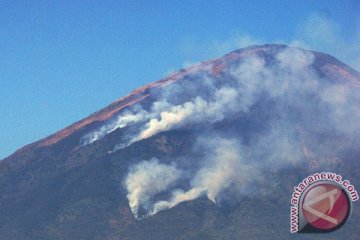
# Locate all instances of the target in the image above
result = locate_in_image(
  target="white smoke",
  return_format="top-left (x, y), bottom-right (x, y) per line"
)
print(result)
top-left (126, 138), bottom-right (254, 217)
top-left (82, 45), bottom-right (360, 219)
top-left (82, 83), bottom-right (239, 148)
top-left (83, 48), bottom-right (317, 147)
top-left (81, 107), bottom-right (150, 145)
top-left (296, 12), bottom-right (360, 71)
top-left (150, 188), bottom-right (206, 216)
top-left (193, 138), bottom-right (251, 203)
top-left (124, 158), bottom-right (181, 219)
top-left (139, 87), bottom-right (238, 139)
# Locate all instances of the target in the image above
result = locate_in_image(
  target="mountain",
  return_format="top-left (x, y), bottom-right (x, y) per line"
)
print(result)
top-left (1, 44), bottom-right (360, 240)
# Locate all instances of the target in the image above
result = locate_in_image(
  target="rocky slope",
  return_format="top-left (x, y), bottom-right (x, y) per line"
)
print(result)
top-left (0, 44), bottom-right (360, 240)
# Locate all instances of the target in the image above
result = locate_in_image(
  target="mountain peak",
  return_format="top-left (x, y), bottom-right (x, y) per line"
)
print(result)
top-left (1, 44), bottom-right (360, 239)
top-left (6, 44), bottom-right (360, 160)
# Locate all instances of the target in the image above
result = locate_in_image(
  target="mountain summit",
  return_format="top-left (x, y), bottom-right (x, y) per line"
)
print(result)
top-left (1, 44), bottom-right (360, 240)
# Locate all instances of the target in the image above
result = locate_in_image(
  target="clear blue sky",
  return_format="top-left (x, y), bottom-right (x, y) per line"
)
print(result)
top-left (1, 0), bottom-right (359, 159)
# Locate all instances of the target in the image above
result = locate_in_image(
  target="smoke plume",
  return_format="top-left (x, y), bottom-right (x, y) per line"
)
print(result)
top-left (83, 45), bottom-right (360, 218)
top-left (124, 158), bottom-right (181, 219)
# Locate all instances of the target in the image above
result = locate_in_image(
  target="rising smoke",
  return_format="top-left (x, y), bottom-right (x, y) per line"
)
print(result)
top-left (124, 158), bottom-right (182, 219)
top-left (148, 137), bottom-right (253, 217)
top-left (82, 46), bottom-right (360, 219)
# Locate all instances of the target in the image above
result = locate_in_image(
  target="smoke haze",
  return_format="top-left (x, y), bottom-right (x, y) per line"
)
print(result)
top-left (124, 158), bottom-right (181, 219)
top-left (82, 45), bottom-right (360, 218)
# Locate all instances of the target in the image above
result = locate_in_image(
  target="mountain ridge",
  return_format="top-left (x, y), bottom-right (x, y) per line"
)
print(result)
top-left (1, 44), bottom-right (360, 240)
top-left (3, 44), bottom-right (360, 162)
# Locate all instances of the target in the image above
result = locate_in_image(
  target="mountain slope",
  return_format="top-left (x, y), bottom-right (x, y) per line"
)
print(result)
top-left (1, 44), bottom-right (360, 240)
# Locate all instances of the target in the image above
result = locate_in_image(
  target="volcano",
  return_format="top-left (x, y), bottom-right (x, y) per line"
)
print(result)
top-left (1, 44), bottom-right (360, 240)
